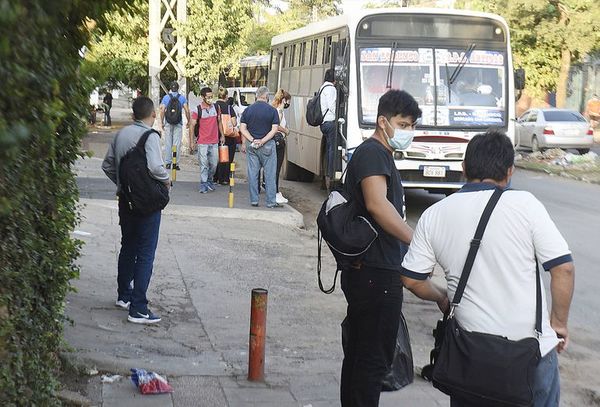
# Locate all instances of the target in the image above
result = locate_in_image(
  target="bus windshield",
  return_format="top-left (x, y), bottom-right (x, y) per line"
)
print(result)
top-left (359, 47), bottom-right (506, 128)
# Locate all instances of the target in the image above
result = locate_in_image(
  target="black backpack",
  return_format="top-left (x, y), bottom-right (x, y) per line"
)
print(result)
top-left (316, 187), bottom-right (378, 293)
top-left (306, 84), bottom-right (334, 127)
top-left (119, 129), bottom-right (170, 215)
top-left (164, 94), bottom-right (182, 124)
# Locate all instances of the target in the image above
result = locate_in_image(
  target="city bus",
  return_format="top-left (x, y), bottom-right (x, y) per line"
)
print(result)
top-left (268, 8), bottom-right (524, 192)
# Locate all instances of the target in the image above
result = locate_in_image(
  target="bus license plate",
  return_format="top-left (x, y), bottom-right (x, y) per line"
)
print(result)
top-left (423, 166), bottom-right (446, 177)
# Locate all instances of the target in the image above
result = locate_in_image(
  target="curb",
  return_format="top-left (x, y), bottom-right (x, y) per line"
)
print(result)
top-left (78, 198), bottom-right (305, 229)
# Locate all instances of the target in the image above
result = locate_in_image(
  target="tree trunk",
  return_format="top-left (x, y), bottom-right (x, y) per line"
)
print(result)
top-left (556, 48), bottom-right (571, 108)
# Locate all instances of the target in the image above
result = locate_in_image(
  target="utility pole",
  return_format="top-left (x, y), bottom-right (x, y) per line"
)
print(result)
top-left (149, 0), bottom-right (187, 108)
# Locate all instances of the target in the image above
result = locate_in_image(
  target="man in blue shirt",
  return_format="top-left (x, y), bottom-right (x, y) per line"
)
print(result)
top-left (159, 81), bottom-right (190, 170)
top-left (240, 86), bottom-right (280, 208)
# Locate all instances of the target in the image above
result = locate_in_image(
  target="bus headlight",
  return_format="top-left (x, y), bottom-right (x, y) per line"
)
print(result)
top-left (394, 151), bottom-right (404, 160)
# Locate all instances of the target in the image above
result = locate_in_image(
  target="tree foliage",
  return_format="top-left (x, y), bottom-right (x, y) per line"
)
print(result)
top-left (458, 0), bottom-right (600, 101)
top-left (81, 0), bottom-right (149, 91)
top-left (0, 1), bottom-right (130, 404)
top-left (179, 0), bottom-right (254, 86)
top-left (245, 0), bottom-right (341, 56)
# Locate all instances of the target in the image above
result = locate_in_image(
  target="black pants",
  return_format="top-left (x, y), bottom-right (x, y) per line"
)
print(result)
top-left (275, 136), bottom-right (285, 192)
top-left (340, 267), bottom-right (403, 407)
top-left (214, 136), bottom-right (237, 183)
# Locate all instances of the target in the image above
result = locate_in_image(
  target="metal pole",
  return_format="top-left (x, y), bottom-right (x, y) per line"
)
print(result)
top-left (148, 0), bottom-right (161, 107)
top-left (171, 145), bottom-right (177, 182)
top-left (248, 288), bottom-right (268, 381)
top-left (228, 161), bottom-right (235, 208)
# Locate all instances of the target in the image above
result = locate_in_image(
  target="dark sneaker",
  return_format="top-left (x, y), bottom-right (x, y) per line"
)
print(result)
top-left (166, 163), bottom-right (172, 169)
top-left (115, 299), bottom-right (130, 310)
top-left (174, 164), bottom-right (181, 171)
top-left (128, 310), bottom-right (161, 324)
top-left (199, 183), bottom-right (209, 193)
top-left (267, 203), bottom-right (282, 208)
top-left (207, 182), bottom-right (216, 191)
top-left (251, 202), bottom-right (259, 207)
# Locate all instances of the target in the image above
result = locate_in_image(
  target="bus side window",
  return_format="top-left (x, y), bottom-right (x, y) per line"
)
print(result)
top-left (283, 47), bottom-right (288, 68)
top-left (323, 36), bottom-right (333, 65)
top-left (290, 44), bottom-right (296, 68)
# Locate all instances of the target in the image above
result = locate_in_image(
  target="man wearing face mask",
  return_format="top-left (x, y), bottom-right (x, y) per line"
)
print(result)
top-left (189, 87), bottom-right (225, 193)
top-left (339, 89), bottom-right (423, 407)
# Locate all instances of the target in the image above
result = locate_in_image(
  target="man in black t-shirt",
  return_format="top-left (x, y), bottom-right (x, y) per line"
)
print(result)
top-left (340, 90), bottom-right (445, 407)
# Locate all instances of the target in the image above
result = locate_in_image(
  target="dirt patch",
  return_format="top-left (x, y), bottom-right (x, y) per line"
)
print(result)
top-left (515, 149), bottom-right (600, 185)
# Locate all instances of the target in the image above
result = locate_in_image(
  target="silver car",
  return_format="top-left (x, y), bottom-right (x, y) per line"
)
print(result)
top-left (516, 108), bottom-right (594, 154)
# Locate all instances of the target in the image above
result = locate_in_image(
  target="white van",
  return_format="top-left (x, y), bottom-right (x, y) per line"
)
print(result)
top-left (226, 87), bottom-right (257, 122)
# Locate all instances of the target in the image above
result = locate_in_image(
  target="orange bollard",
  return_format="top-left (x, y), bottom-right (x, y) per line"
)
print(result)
top-left (248, 288), bottom-right (268, 381)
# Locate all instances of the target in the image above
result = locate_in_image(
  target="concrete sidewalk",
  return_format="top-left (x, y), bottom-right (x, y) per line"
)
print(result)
top-left (63, 153), bottom-right (449, 406)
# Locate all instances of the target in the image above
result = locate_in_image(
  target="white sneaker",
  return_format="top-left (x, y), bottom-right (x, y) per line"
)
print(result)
top-left (276, 192), bottom-right (288, 204)
top-left (115, 299), bottom-right (130, 310)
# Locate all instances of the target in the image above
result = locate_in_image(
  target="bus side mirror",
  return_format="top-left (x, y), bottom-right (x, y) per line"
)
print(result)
top-left (514, 69), bottom-right (526, 90)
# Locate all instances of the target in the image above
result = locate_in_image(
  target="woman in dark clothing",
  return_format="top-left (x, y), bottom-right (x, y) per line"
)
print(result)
top-left (214, 87), bottom-right (239, 185)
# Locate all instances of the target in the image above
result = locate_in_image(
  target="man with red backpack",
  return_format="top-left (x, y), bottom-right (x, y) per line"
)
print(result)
top-left (159, 81), bottom-right (190, 170)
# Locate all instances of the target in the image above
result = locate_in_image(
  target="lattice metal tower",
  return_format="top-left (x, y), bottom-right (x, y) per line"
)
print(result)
top-left (149, 0), bottom-right (187, 107)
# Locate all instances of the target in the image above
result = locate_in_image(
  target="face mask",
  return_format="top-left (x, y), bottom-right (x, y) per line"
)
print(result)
top-left (283, 102), bottom-right (290, 109)
top-left (384, 119), bottom-right (414, 150)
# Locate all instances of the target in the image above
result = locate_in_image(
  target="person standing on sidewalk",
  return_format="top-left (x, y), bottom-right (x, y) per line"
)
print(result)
top-left (189, 87), bottom-right (225, 193)
top-left (401, 131), bottom-right (574, 407)
top-left (101, 96), bottom-right (169, 324)
top-left (102, 90), bottom-right (113, 127)
top-left (340, 90), bottom-right (423, 407)
top-left (319, 68), bottom-right (337, 191)
top-left (271, 88), bottom-right (291, 204)
top-left (214, 87), bottom-right (239, 185)
top-left (239, 86), bottom-right (280, 208)
top-left (159, 81), bottom-right (190, 170)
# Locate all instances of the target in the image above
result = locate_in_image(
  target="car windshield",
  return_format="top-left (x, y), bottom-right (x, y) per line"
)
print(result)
top-left (359, 47), bottom-right (506, 127)
top-left (543, 111), bottom-right (586, 122)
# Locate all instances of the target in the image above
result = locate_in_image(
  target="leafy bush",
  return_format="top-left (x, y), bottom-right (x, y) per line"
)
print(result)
top-left (0, 1), bottom-right (129, 404)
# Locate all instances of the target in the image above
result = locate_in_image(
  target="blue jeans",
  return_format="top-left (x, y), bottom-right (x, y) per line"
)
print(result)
top-left (450, 349), bottom-right (560, 407)
top-left (117, 202), bottom-right (161, 314)
top-left (247, 139), bottom-right (277, 206)
top-left (164, 122), bottom-right (182, 165)
top-left (198, 143), bottom-right (218, 184)
top-left (320, 121), bottom-right (336, 178)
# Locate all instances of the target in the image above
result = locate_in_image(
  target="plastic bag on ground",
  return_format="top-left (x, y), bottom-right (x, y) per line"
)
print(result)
top-left (130, 368), bottom-right (174, 395)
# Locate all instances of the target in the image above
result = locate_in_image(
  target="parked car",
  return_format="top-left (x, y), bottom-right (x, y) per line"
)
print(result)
top-left (516, 108), bottom-right (594, 154)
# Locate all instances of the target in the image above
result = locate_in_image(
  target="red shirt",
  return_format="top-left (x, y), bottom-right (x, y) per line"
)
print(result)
top-left (192, 102), bottom-right (219, 144)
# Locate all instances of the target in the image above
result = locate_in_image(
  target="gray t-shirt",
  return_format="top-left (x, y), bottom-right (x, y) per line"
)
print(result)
top-left (102, 121), bottom-right (169, 193)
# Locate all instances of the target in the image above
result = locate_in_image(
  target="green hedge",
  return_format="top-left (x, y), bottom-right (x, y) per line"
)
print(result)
top-left (0, 1), bottom-right (129, 405)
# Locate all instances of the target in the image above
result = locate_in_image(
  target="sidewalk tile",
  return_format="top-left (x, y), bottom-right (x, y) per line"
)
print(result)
top-left (170, 376), bottom-right (227, 407)
top-left (102, 379), bottom-right (173, 407)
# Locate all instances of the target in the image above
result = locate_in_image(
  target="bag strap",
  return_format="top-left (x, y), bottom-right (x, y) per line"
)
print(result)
top-left (450, 187), bottom-right (542, 336)
top-left (451, 188), bottom-right (504, 306)
top-left (317, 227), bottom-right (339, 294)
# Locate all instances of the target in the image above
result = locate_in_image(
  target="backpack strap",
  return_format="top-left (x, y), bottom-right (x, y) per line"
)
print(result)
top-left (136, 129), bottom-right (160, 150)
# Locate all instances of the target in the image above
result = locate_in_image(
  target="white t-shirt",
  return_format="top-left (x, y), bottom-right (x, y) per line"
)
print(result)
top-left (401, 183), bottom-right (572, 356)
top-left (319, 82), bottom-right (336, 123)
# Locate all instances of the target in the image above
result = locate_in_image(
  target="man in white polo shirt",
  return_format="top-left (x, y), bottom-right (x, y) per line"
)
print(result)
top-left (400, 130), bottom-right (575, 406)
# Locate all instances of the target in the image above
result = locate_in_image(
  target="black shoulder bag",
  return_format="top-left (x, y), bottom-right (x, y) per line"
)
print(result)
top-left (432, 188), bottom-right (542, 407)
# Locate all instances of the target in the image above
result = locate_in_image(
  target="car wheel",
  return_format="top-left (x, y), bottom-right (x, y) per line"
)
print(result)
top-left (577, 148), bottom-right (590, 155)
top-left (532, 136), bottom-right (541, 153)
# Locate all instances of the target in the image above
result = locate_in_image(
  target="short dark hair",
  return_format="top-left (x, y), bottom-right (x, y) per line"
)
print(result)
top-left (464, 130), bottom-right (514, 181)
top-left (377, 89), bottom-right (422, 122)
top-left (170, 81), bottom-right (179, 92)
top-left (324, 68), bottom-right (335, 83)
top-left (132, 96), bottom-right (154, 121)
top-left (200, 87), bottom-right (212, 97)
